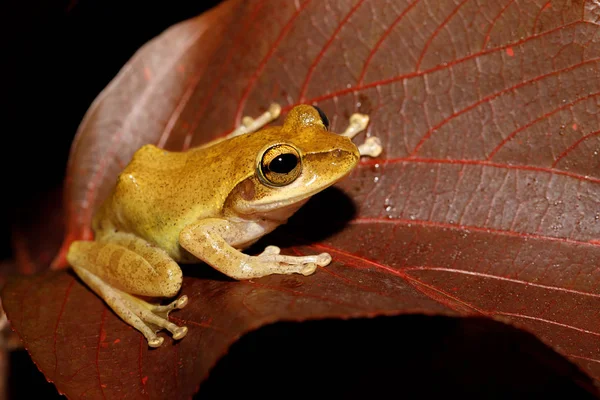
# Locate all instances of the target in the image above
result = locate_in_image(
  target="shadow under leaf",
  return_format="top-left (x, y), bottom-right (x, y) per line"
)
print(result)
top-left (199, 315), bottom-right (598, 399)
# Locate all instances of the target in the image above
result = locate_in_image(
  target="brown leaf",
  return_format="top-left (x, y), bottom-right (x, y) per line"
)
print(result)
top-left (5, 0), bottom-right (600, 397)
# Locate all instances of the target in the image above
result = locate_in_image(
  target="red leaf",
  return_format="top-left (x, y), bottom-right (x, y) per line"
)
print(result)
top-left (5, 0), bottom-right (600, 397)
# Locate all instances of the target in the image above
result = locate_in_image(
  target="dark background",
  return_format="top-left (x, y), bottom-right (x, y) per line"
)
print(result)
top-left (1, 1), bottom-right (223, 398)
top-left (0, 1), bottom-right (597, 398)
top-left (0, 0), bottom-right (221, 260)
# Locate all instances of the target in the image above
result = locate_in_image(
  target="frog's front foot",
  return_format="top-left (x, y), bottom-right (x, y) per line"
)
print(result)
top-left (229, 103), bottom-right (282, 138)
top-left (247, 245), bottom-right (332, 277)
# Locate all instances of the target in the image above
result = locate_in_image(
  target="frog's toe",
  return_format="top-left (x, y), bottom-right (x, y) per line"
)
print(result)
top-left (175, 295), bottom-right (189, 309)
top-left (297, 253), bottom-right (330, 275)
top-left (358, 137), bottom-right (382, 158)
top-left (173, 326), bottom-right (188, 340)
top-left (148, 336), bottom-right (165, 348)
top-left (139, 307), bottom-right (188, 342)
top-left (152, 294), bottom-right (188, 313)
top-left (349, 113), bottom-right (369, 130)
top-left (260, 245), bottom-right (281, 256)
top-left (315, 253), bottom-right (332, 266)
top-left (121, 292), bottom-right (188, 346)
top-left (299, 263), bottom-right (318, 276)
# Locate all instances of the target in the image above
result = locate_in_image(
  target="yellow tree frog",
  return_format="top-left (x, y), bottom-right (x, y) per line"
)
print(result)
top-left (67, 104), bottom-right (381, 347)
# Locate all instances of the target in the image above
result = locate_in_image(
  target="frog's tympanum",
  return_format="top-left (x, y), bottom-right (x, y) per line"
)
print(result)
top-left (67, 104), bottom-right (381, 347)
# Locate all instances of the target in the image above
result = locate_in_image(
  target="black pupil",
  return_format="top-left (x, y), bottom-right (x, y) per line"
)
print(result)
top-left (313, 106), bottom-right (330, 130)
top-left (269, 153), bottom-right (298, 174)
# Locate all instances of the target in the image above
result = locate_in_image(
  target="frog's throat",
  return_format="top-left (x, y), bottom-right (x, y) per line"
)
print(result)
top-left (253, 197), bottom-right (311, 223)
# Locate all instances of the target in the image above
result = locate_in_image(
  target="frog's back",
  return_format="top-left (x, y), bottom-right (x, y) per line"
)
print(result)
top-left (93, 124), bottom-right (321, 260)
top-left (93, 143), bottom-right (243, 260)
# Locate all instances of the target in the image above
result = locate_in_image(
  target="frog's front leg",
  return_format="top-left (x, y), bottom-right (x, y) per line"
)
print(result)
top-left (179, 219), bottom-right (331, 280)
top-left (67, 232), bottom-right (188, 347)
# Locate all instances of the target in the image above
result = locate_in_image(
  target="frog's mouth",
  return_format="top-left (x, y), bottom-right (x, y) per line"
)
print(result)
top-left (235, 176), bottom-right (346, 221)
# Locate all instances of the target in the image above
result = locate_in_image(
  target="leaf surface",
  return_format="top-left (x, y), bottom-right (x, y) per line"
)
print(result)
top-left (6, 0), bottom-right (600, 397)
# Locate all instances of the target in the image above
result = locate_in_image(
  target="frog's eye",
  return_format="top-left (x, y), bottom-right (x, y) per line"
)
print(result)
top-left (312, 106), bottom-right (329, 130)
top-left (258, 144), bottom-right (302, 187)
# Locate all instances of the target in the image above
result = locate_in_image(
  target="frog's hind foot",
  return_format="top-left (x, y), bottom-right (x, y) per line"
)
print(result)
top-left (357, 137), bottom-right (382, 157)
top-left (72, 267), bottom-right (188, 348)
top-left (341, 113), bottom-right (382, 158)
top-left (229, 103), bottom-right (282, 138)
top-left (125, 293), bottom-right (189, 347)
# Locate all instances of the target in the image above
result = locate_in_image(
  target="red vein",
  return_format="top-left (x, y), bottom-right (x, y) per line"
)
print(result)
top-left (312, 243), bottom-right (485, 313)
top-left (414, 0), bottom-right (471, 71)
top-left (96, 308), bottom-right (108, 400)
top-left (279, 20), bottom-right (590, 114)
top-left (243, 280), bottom-right (360, 308)
top-left (403, 271), bottom-right (486, 313)
top-left (54, 279), bottom-right (75, 373)
top-left (78, 386), bottom-right (95, 398)
top-left (79, 130), bottom-right (124, 232)
top-left (319, 264), bottom-right (371, 288)
top-left (532, 1), bottom-right (552, 35)
top-left (298, 0), bottom-right (365, 101)
top-left (291, 246), bottom-right (398, 295)
top-left (487, 91), bottom-right (600, 160)
top-left (138, 335), bottom-right (148, 398)
top-left (552, 129), bottom-right (600, 168)
top-left (482, 0), bottom-right (516, 49)
top-left (173, 340), bottom-right (179, 393)
top-left (567, 354), bottom-right (600, 364)
top-left (210, 20), bottom-right (585, 143)
top-left (495, 312), bottom-right (600, 337)
top-left (409, 56), bottom-right (600, 156)
top-left (171, 317), bottom-right (227, 334)
top-left (234, 0), bottom-right (312, 122)
top-left (317, 245), bottom-right (600, 338)
top-left (351, 217), bottom-right (600, 248)
top-left (160, 0), bottom-right (268, 149)
top-left (402, 267), bottom-right (600, 299)
top-left (359, 156), bottom-right (600, 185)
top-left (357, 0), bottom-right (420, 84)
top-left (315, 252), bottom-right (416, 300)
top-left (62, 361), bottom-right (95, 384)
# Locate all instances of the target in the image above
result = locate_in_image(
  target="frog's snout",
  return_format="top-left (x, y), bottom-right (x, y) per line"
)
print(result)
top-left (302, 138), bottom-right (360, 184)
top-left (332, 136), bottom-right (360, 167)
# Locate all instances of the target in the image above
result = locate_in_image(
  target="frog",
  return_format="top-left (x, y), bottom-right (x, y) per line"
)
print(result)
top-left (66, 104), bottom-right (382, 347)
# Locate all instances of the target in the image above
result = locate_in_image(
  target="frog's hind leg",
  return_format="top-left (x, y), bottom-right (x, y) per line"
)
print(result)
top-left (340, 113), bottom-right (382, 158)
top-left (67, 232), bottom-right (188, 348)
top-left (73, 267), bottom-right (187, 347)
top-left (227, 103), bottom-right (282, 138)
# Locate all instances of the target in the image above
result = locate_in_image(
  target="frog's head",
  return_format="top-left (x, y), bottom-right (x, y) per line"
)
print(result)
top-left (226, 105), bottom-right (360, 221)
